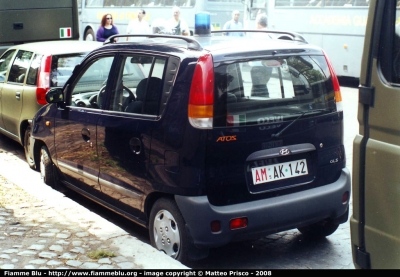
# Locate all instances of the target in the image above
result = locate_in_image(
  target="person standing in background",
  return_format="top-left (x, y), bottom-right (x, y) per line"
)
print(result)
top-left (254, 12), bottom-right (273, 39)
top-left (223, 10), bottom-right (245, 37)
top-left (126, 9), bottom-right (151, 41)
top-left (167, 6), bottom-right (189, 36)
top-left (96, 13), bottom-right (119, 42)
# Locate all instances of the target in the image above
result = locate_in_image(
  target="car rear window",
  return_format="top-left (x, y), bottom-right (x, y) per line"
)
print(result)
top-left (26, 53), bottom-right (89, 87)
top-left (213, 55), bottom-right (336, 128)
top-left (50, 53), bottom-right (89, 87)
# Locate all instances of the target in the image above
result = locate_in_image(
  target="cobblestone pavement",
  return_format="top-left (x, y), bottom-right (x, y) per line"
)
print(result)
top-left (0, 169), bottom-right (187, 270)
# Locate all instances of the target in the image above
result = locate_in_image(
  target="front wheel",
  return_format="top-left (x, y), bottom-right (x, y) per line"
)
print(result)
top-left (297, 219), bottom-right (339, 238)
top-left (149, 198), bottom-right (191, 264)
top-left (24, 126), bottom-right (36, 170)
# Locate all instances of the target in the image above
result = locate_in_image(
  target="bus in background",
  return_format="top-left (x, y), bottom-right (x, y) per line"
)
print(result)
top-left (78, 0), bottom-right (244, 41)
top-left (351, 0), bottom-right (400, 269)
top-left (244, 0), bottom-right (369, 81)
top-left (0, 0), bottom-right (80, 55)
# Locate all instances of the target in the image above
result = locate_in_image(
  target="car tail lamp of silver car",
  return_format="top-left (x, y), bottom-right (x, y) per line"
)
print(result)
top-left (36, 55), bottom-right (52, 105)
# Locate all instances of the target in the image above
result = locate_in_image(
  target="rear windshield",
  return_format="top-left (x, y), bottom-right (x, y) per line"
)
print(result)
top-left (27, 53), bottom-right (88, 87)
top-left (50, 53), bottom-right (88, 87)
top-left (213, 55), bottom-right (336, 127)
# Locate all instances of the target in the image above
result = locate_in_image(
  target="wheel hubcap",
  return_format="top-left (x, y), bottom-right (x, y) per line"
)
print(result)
top-left (40, 151), bottom-right (45, 182)
top-left (24, 129), bottom-right (34, 166)
top-left (153, 209), bottom-right (180, 258)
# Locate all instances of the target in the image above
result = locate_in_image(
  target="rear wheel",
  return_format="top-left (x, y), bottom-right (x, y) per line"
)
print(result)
top-left (297, 219), bottom-right (339, 238)
top-left (149, 198), bottom-right (191, 264)
top-left (24, 126), bottom-right (35, 170)
top-left (40, 146), bottom-right (58, 189)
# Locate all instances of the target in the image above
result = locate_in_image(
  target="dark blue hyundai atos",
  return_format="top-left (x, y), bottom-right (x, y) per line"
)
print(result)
top-left (28, 29), bottom-right (350, 264)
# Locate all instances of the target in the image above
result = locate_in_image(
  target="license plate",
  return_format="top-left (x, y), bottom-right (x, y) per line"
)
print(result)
top-left (251, 159), bottom-right (308, 185)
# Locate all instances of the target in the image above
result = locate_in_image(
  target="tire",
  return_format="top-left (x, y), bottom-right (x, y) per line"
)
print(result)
top-left (149, 198), bottom-right (192, 264)
top-left (24, 126), bottom-right (36, 170)
top-left (40, 146), bottom-right (58, 189)
top-left (84, 28), bottom-right (95, 41)
top-left (297, 219), bottom-right (339, 238)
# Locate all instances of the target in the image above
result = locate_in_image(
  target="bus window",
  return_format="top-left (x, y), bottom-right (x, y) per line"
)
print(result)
top-left (122, 0), bottom-right (140, 6)
top-left (87, 0), bottom-right (104, 7)
top-left (80, 0), bottom-right (241, 40)
top-left (104, 0), bottom-right (120, 6)
top-left (253, 0), bottom-right (369, 80)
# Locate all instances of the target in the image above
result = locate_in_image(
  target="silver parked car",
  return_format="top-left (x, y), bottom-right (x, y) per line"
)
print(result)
top-left (0, 40), bottom-right (101, 169)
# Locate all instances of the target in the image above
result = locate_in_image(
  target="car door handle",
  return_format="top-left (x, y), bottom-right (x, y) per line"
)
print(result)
top-left (129, 137), bottom-right (141, 155)
top-left (82, 128), bottom-right (91, 142)
top-left (16, 91), bottom-right (21, 100)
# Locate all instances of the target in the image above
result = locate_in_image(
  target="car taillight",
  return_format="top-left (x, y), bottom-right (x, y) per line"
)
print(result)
top-left (188, 53), bottom-right (214, 129)
top-left (36, 55), bottom-right (52, 105)
top-left (323, 50), bottom-right (343, 112)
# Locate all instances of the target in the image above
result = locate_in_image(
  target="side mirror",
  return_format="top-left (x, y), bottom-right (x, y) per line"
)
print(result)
top-left (46, 87), bottom-right (64, 103)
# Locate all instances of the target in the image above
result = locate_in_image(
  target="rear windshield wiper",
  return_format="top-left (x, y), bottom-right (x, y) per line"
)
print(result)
top-left (271, 109), bottom-right (328, 138)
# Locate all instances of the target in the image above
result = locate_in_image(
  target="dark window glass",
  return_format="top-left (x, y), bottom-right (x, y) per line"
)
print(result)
top-left (393, 7), bottom-right (400, 83)
top-left (213, 55), bottom-right (336, 127)
top-left (111, 55), bottom-right (166, 115)
top-left (70, 56), bottom-right (114, 109)
top-left (8, 50), bottom-right (33, 84)
top-left (26, 54), bottom-right (42, 86)
top-left (50, 53), bottom-right (88, 87)
top-left (0, 50), bottom-right (16, 83)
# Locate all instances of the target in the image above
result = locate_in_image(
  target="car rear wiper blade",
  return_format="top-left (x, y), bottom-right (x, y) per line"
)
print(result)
top-left (271, 109), bottom-right (328, 138)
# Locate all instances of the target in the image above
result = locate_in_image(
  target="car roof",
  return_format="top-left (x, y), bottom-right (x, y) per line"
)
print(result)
top-left (201, 36), bottom-right (313, 51)
top-left (98, 34), bottom-right (324, 64)
top-left (7, 40), bottom-right (102, 55)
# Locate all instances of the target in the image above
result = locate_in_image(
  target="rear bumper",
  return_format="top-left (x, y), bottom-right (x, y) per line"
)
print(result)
top-left (175, 167), bottom-right (351, 249)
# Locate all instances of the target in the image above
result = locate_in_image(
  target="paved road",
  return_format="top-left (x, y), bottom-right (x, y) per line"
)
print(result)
top-left (0, 86), bottom-right (359, 269)
top-left (0, 137), bottom-right (187, 269)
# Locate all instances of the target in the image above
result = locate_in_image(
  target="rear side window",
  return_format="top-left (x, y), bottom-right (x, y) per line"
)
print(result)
top-left (213, 55), bottom-right (336, 127)
top-left (26, 54), bottom-right (42, 85)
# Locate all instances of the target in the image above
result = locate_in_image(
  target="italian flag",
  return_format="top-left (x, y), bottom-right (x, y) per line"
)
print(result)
top-left (60, 27), bottom-right (72, 38)
top-left (227, 114), bottom-right (246, 126)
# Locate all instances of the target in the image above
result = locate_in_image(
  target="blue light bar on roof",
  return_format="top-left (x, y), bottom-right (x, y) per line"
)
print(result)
top-left (195, 12), bottom-right (211, 36)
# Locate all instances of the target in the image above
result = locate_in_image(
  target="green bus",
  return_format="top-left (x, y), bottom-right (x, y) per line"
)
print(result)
top-left (0, 0), bottom-right (80, 55)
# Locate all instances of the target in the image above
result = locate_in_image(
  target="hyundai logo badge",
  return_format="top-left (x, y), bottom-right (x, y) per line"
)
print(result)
top-left (279, 148), bottom-right (291, 156)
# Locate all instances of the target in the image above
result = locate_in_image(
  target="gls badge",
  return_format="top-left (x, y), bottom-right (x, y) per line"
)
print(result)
top-left (279, 148), bottom-right (291, 156)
